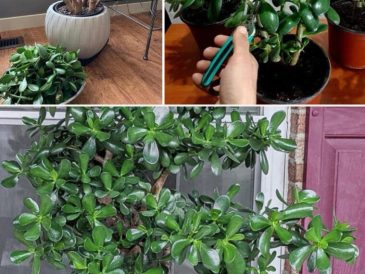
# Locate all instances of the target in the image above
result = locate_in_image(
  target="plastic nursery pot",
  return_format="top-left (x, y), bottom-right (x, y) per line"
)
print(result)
top-left (256, 37), bottom-right (331, 104)
top-left (179, 0), bottom-right (241, 53)
top-left (45, 1), bottom-right (110, 60)
top-left (328, 0), bottom-right (365, 69)
top-left (181, 13), bottom-right (231, 52)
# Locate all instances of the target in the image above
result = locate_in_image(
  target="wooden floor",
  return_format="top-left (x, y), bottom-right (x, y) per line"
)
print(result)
top-left (0, 13), bottom-right (162, 105)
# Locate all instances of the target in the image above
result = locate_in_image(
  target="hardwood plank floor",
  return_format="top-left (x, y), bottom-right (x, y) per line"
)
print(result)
top-left (0, 13), bottom-right (162, 105)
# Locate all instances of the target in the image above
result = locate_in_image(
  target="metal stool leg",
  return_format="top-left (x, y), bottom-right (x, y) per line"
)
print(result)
top-left (143, 0), bottom-right (158, 60)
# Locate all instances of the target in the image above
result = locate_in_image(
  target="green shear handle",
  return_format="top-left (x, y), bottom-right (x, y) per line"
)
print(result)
top-left (201, 25), bottom-right (256, 88)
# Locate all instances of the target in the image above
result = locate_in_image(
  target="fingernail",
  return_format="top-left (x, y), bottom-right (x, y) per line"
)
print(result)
top-left (237, 26), bottom-right (248, 36)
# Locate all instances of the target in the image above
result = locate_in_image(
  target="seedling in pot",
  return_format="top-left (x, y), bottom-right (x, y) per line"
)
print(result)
top-left (170, 0), bottom-right (340, 66)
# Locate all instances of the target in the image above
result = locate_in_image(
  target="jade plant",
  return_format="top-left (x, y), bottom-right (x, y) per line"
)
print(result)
top-left (168, 0), bottom-right (341, 65)
top-left (1, 107), bottom-right (358, 274)
top-left (0, 45), bottom-right (86, 105)
top-left (64, 0), bottom-right (101, 15)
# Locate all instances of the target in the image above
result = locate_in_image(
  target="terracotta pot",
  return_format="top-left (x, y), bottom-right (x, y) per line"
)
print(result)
top-left (45, 1), bottom-right (110, 60)
top-left (328, 20), bottom-right (365, 69)
top-left (181, 13), bottom-right (231, 52)
top-left (257, 38), bottom-right (331, 104)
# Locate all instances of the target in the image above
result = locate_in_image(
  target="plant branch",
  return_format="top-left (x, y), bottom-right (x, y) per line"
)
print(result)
top-left (94, 154), bottom-right (104, 164)
top-left (290, 24), bottom-right (305, 66)
top-left (151, 169), bottom-right (171, 197)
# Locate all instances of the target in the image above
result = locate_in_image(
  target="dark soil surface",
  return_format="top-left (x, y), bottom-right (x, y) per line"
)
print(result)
top-left (181, 0), bottom-right (240, 25)
top-left (256, 40), bottom-right (330, 103)
top-left (332, 0), bottom-right (365, 32)
top-left (55, 2), bottom-right (104, 17)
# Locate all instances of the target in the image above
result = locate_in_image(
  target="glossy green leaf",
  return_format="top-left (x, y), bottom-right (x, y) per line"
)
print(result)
top-left (2, 160), bottom-right (21, 174)
top-left (172, 239), bottom-right (192, 259)
top-left (226, 215), bottom-right (244, 238)
top-left (24, 223), bottom-right (41, 241)
top-left (281, 203), bottom-right (313, 220)
top-left (82, 193), bottom-right (96, 214)
top-left (213, 195), bottom-right (230, 214)
top-left (1, 175), bottom-right (18, 188)
top-left (200, 244), bottom-right (221, 273)
top-left (127, 127), bottom-right (148, 143)
top-left (126, 228), bottom-right (146, 242)
top-left (18, 213), bottom-right (37, 226)
top-left (143, 139), bottom-right (159, 165)
top-left (258, 227), bottom-right (273, 256)
top-left (250, 215), bottom-right (270, 231)
top-left (316, 248), bottom-right (330, 271)
top-left (68, 251), bottom-right (87, 270)
top-left (326, 7), bottom-right (340, 25)
top-left (10, 250), bottom-right (33, 264)
top-left (259, 3), bottom-right (279, 34)
top-left (210, 152), bottom-right (222, 176)
top-left (289, 245), bottom-right (313, 271)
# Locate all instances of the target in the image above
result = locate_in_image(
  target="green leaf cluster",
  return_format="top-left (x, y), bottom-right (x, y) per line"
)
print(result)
top-left (0, 44), bottom-right (86, 105)
top-left (1, 107), bottom-right (358, 274)
top-left (167, 0), bottom-right (341, 65)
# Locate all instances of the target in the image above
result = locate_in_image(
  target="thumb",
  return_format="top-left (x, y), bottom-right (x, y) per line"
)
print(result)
top-left (232, 26), bottom-right (250, 57)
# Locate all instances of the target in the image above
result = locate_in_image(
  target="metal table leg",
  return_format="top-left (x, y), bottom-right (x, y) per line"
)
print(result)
top-left (143, 0), bottom-right (158, 60)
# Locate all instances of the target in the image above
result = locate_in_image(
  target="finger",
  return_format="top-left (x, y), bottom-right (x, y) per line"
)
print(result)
top-left (203, 47), bottom-right (220, 60)
top-left (212, 85), bottom-right (221, 92)
top-left (214, 35), bottom-right (230, 47)
top-left (192, 73), bottom-right (203, 86)
top-left (232, 26), bottom-right (250, 56)
top-left (196, 60), bottom-right (211, 73)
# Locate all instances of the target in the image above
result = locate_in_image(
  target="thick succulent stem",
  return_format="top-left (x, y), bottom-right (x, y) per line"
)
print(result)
top-left (151, 169), bottom-right (171, 197)
top-left (64, 0), bottom-right (74, 12)
top-left (64, 0), bottom-right (83, 14)
top-left (290, 24), bottom-right (305, 66)
top-left (88, 0), bottom-right (100, 12)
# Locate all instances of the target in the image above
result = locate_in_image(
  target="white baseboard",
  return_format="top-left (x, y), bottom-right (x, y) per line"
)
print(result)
top-left (0, 13), bottom-right (46, 32)
top-left (0, 1), bottom-right (162, 32)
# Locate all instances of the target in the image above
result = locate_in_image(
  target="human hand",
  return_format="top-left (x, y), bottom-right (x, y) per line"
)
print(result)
top-left (192, 26), bottom-right (258, 105)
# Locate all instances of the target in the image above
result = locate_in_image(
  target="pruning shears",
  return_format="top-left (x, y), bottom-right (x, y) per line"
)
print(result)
top-left (201, 20), bottom-right (256, 88)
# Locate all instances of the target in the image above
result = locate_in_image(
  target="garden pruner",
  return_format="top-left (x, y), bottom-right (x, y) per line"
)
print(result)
top-left (201, 20), bottom-right (256, 88)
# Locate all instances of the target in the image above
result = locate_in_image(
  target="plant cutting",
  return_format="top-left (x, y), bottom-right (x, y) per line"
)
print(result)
top-left (167, 0), bottom-right (341, 103)
top-left (0, 45), bottom-right (86, 105)
top-left (45, 0), bottom-right (110, 60)
top-left (1, 107), bottom-right (359, 274)
top-left (329, 0), bottom-right (365, 68)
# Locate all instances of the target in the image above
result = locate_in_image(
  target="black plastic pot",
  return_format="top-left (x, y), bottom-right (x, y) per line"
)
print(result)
top-left (181, 14), bottom-right (231, 52)
top-left (180, 5), bottom-right (238, 52)
top-left (256, 37), bottom-right (331, 104)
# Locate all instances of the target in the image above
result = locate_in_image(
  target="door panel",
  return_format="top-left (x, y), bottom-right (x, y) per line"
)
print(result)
top-left (305, 107), bottom-right (364, 274)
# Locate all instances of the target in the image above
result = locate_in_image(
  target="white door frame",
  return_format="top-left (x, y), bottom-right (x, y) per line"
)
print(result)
top-left (258, 106), bottom-right (290, 274)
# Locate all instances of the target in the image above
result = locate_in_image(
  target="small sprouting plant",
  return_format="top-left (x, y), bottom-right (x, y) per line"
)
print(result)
top-left (0, 45), bottom-right (86, 105)
top-left (1, 107), bottom-right (358, 274)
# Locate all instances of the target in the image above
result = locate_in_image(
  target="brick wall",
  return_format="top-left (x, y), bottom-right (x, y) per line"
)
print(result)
top-left (284, 107), bottom-right (307, 274)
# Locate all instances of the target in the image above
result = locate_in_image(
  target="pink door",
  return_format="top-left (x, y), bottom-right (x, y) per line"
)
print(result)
top-left (305, 107), bottom-right (364, 273)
